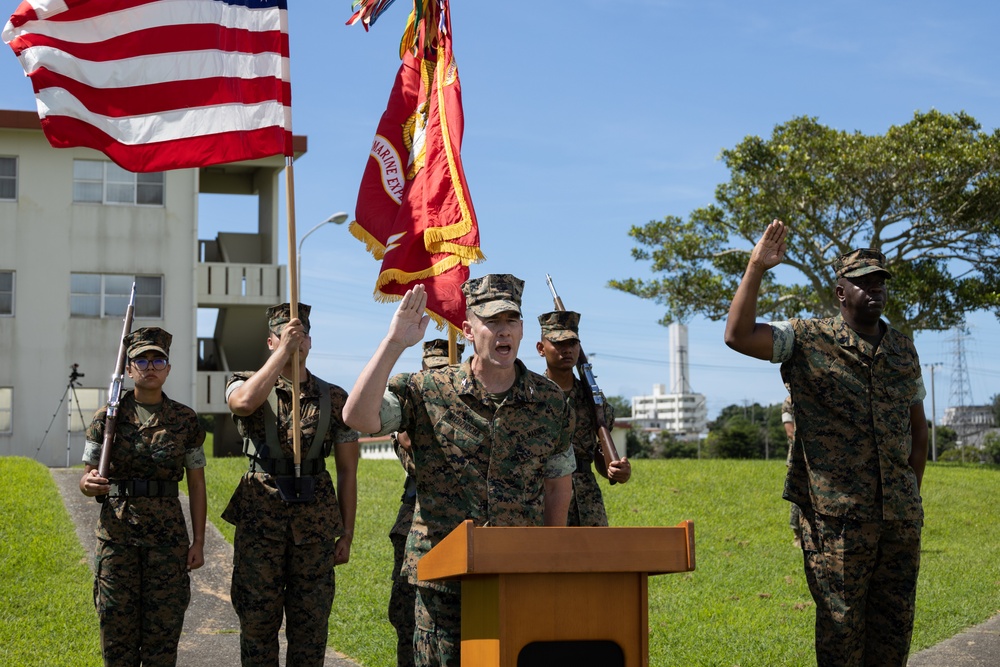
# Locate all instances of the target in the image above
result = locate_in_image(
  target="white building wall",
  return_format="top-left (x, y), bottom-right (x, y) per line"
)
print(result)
top-left (0, 125), bottom-right (197, 465)
top-left (631, 387), bottom-right (708, 438)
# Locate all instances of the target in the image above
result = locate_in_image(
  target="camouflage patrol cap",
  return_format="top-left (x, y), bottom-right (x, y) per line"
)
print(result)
top-left (422, 339), bottom-right (465, 370)
top-left (125, 327), bottom-right (171, 358)
top-left (538, 311), bottom-right (580, 342)
top-left (834, 248), bottom-right (892, 280)
top-left (461, 274), bottom-right (524, 318)
top-left (266, 302), bottom-right (311, 335)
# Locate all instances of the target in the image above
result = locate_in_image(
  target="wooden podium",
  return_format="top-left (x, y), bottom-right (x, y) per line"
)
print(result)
top-left (418, 520), bottom-right (695, 667)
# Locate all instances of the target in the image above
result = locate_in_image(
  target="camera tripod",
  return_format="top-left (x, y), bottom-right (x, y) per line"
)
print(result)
top-left (38, 363), bottom-right (89, 467)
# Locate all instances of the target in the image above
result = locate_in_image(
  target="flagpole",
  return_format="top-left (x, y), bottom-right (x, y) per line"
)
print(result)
top-left (285, 157), bottom-right (303, 496)
top-left (448, 325), bottom-right (458, 365)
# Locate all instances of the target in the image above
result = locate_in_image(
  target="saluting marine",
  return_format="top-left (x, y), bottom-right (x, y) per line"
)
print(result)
top-left (344, 275), bottom-right (576, 666)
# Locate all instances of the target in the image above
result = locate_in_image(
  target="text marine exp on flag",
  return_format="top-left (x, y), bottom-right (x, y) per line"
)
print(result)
top-left (3, 0), bottom-right (293, 172)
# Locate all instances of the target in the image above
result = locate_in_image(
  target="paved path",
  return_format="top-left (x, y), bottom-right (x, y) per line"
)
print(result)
top-left (907, 614), bottom-right (1000, 667)
top-left (51, 468), bottom-right (360, 667)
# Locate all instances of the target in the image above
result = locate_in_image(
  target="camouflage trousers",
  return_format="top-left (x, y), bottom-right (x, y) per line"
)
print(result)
top-left (389, 533), bottom-right (416, 667)
top-left (231, 529), bottom-right (336, 667)
top-left (93, 539), bottom-right (190, 667)
top-left (413, 587), bottom-right (461, 667)
top-left (566, 468), bottom-right (609, 527)
top-left (798, 509), bottom-right (921, 667)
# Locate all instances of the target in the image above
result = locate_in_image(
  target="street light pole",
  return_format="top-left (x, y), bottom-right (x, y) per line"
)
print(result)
top-left (297, 212), bottom-right (348, 298)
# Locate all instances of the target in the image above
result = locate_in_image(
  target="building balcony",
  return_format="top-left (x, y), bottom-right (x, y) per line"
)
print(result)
top-left (197, 261), bottom-right (286, 307)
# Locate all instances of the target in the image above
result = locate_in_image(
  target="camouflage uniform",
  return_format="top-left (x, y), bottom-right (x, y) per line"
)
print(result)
top-left (537, 310), bottom-right (616, 527)
top-left (388, 437), bottom-right (417, 667)
top-left (781, 395), bottom-right (802, 543)
top-left (563, 379), bottom-right (615, 526)
top-left (772, 307), bottom-right (925, 667)
top-left (84, 331), bottom-right (206, 667)
top-left (223, 304), bottom-right (359, 667)
top-left (380, 358), bottom-right (574, 665)
top-left (388, 341), bottom-right (462, 667)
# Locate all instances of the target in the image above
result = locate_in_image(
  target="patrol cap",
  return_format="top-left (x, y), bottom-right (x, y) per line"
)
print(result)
top-left (125, 327), bottom-right (171, 358)
top-left (461, 274), bottom-right (524, 318)
top-left (538, 310), bottom-right (580, 342)
top-left (422, 339), bottom-right (465, 370)
top-left (266, 302), bottom-right (311, 335)
top-left (834, 249), bottom-right (892, 280)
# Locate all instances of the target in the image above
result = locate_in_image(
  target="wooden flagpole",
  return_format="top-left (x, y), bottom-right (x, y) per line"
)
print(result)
top-left (285, 157), bottom-right (304, 495)
top-left (448, 324), bottom-right (458, 365)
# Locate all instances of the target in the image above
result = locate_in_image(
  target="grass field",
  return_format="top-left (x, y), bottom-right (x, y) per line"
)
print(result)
top-left (2, 454), bottom-right (999, 666)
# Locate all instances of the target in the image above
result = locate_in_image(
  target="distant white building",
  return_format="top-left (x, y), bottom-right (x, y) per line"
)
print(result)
top-left (942, 405), bottom-right (996, 447)
top-left (630, 324), bottom-right (707, 439)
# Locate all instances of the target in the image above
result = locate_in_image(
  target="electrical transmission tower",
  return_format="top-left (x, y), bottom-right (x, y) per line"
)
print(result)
top-left (947, 325), bottom-right (974, 443)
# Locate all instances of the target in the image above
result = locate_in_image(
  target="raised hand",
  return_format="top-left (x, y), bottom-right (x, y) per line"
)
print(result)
top-left (387, 284), bottom-right (431, 349)
top-left (750, 219), bottom-right (788, 271)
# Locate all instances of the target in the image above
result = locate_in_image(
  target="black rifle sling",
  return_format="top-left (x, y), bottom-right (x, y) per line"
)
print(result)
top-left (244, 378), bottom-right (332, 462)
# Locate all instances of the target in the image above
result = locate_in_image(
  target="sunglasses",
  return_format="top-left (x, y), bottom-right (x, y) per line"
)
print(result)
top-left (131, 358), bottom-right (168, 371)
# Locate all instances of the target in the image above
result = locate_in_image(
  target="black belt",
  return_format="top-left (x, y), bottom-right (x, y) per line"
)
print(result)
top-left (109, 479), bottom-right (178, 498)
top-left (250, 457), bottom-right (326, 476)
top-left (575, 455), bottom-right (593, 472)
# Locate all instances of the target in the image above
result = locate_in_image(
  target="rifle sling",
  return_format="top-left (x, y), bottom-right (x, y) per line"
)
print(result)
top-left (243, 378), bottom-right (332, 475)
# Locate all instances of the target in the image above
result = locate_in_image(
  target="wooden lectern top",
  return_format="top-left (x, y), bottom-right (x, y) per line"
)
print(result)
top-left (419, 520), bottom-right (695, 583)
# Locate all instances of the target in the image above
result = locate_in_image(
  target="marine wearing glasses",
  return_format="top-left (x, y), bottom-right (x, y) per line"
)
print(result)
top-left (131, 357), bottom-right (168, 371)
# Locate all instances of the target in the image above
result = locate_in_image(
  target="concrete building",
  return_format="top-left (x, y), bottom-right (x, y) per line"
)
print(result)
top-left (942, 404), bottom-right (997, 447)
top-left (0, 109), bottom-right (305, 465)
top-left (630, 324), bottom-right (707, 439)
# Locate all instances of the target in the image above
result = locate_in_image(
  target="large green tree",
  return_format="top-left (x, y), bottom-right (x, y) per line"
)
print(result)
top-left (610, 110), bottom-right (1000, 336)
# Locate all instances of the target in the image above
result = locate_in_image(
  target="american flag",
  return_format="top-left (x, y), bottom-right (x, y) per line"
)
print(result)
top-left (3, 0), bottom-right (292, 172)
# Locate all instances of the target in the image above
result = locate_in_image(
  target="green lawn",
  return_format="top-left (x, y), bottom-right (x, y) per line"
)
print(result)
top-left (3, 454), bottom-right (999, 667)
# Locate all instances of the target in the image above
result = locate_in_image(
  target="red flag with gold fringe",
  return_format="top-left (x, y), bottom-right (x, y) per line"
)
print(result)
top-left (349, 0), bottom-right (483, 330)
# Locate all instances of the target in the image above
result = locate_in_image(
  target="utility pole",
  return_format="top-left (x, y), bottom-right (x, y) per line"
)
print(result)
top-left (924, 362), bottom-right (942, 462)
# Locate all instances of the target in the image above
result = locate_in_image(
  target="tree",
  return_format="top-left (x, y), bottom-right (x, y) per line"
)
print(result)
top-left (705, 415), bottom-right (762, 459)
top-left (652, 431), bottom-right (699, 459)
top-left (983, 432), bottom-right (1000, 465)
top-left (606, 395), bottom-right (632, 420)
top-left (624, 428), bottom-right (654, 459)
top-left (610, 110), bottom-right (1000, 337)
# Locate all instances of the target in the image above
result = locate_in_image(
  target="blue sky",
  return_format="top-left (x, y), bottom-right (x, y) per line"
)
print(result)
top-left (3, 1), bottom-right (999, 421)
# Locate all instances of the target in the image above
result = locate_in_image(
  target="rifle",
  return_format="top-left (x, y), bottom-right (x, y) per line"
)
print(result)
top-left (96, 283), bottom-right (137, 501)
top-left (545, 274), bottom-right (621, 485)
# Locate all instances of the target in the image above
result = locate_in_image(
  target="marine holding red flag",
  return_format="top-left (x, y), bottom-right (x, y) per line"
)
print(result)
top-left (350, 0), bottom-right (484, 330)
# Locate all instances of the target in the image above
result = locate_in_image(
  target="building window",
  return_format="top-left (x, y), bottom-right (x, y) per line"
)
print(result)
top-left (69, 388), bottom-right (106, 432)
top-left (0, 387), bottom-right (11, 433)
top-left (0, 271), bottom-right (12, 315)
top-left (0, 157), bottom-right (15, 201)
top-left (72, 160), bottom-right (164, 206)
top-left (70, 274), bottom-right (163, 318)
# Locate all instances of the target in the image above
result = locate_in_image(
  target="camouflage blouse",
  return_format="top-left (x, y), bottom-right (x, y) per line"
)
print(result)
top-left (386, 359), bottom-right (574, 593)
top-left (85, 390), bottom-right (205, 547)
top-left (222, 370), bottom-right (359, 545)
top-left (773, 315), bottom-right (925, 522)
top-left (565, 378), bottom-right (615, 527)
